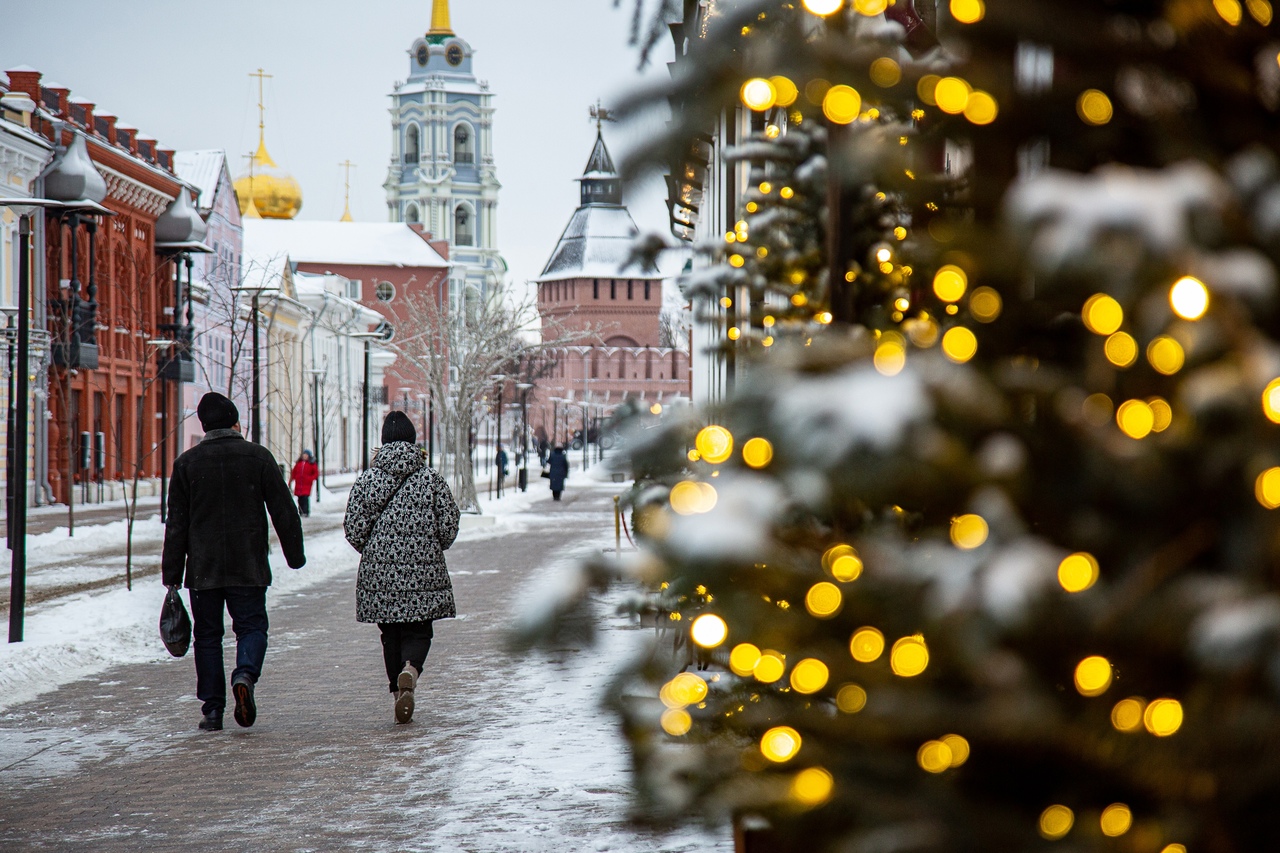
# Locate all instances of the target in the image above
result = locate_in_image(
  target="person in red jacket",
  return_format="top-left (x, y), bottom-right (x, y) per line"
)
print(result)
top-left (289, 450), bottom-right (320, 517)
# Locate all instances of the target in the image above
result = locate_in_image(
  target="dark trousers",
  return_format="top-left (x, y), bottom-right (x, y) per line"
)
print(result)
top-left (552, 490), bottom-right (562, 501)
top-left (190, 586), bottom-right (269, 716)
top-left (297, 494), bottom-right (310, 516)
top-left (378, 620), bottom-right (433, 693)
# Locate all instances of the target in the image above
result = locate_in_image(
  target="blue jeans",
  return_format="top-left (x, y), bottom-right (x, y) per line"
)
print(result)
top-left (190, 586), bottom-right (269, 716)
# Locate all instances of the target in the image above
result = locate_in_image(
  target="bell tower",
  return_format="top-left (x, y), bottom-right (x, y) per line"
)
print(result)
top-left (384, 0), bottom-right (507, 303)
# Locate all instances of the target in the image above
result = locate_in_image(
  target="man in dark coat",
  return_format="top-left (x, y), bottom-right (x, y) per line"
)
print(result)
top-left (162, 392), bottom-right (306, 731)
top-left (548, 445), bottom-right (569, 501)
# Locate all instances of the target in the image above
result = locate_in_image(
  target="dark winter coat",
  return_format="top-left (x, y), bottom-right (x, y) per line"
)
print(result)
top-left (548, 449), bottom-right (569, 492)
top-left (343, 441), bottom-right (461, 623)
top-left (161, 429), bottom-right (305, 590)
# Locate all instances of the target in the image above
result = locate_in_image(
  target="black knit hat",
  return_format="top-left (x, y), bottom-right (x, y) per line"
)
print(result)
top-left (197, 392), bottom-right (239, 431)
top-left (381, 410), bottom-right (416, 444)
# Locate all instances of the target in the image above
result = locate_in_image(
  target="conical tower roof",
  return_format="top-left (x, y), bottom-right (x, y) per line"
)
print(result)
top-left (583, 130), bottom-right (616, 177)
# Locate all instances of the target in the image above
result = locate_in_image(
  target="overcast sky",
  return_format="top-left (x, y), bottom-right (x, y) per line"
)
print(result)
top-left (1, 0), bottom-right (674, 294)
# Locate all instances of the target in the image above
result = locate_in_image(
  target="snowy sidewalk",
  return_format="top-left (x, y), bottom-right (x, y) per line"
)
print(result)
top-left (0, 483), bottom-right (726, 852)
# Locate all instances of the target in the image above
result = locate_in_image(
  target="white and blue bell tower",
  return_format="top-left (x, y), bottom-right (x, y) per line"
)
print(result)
top-left (384, 0), bottom-right (506, 302)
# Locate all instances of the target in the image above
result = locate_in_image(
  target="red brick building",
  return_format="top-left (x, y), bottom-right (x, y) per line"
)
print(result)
top-left (533, 131), bottom-right (689, 443)
top-left (5, 67), bottom-right (193, 504)
top-left (240, 219), bottom-right (450, 404)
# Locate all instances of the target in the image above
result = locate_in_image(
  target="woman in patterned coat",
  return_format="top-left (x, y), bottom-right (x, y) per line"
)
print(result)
top-left (344, 411), bottom-right (460, 724)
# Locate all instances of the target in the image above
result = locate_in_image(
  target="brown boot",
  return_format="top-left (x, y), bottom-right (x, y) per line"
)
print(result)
top-left (394, 662), bottom-right (416, 724)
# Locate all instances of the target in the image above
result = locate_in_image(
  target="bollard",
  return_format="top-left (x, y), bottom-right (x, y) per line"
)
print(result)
top-left (614, 495), bottom-right (621, 560)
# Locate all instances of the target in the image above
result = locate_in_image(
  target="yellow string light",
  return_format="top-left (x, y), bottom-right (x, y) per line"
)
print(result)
top-left (741, 78), bottom-right (778, 111)
top-left (950, 0), bottom-right (985, 22)
top-left (950, 514), bottom-right (988, 549)
top-left (760, 726), bottom-right (802, 762)
top-left (789, 658), bottom-right (830, 693)
top-left (1082, 293), bottom-right (1123, 334)
top-left (690, 613), bottom-right (729, 648)
top-left (941, 327), bottom-right (978, 363)
top-left (695, 425), bottom-right (735, 463)
top-left (1077, 89), bottom-right (1113, 125)
top-left (1057, 552), bottom-right (1099, 592)
top-left (804, 582), bottom-right (843, 618)
top-left (890, 635), bottom-right (929, 676)
top-left (822, 85), bottom-right (862, 124)
top-left (742, 437), bottom-right (773, 468)
top-left (729, 643), bottom-right (762, 676)
top-left (1074, 655), bottom-right (1113, 696)
top-left (1100, 804), bottom-right (1132, 837)
top-left (1143, 698), bottom-right (1183, 736)
top-left (850, 627), bottom-right (885, 662)
top-left (1111, 697), bottom-right (1145, 732)
top-left (1169, 275), bottom-right (1209, 320)
top-left (836, 683), bottom-right (867, 713)
top-left (1039, 805), bottom-right (1074, 840)
top-left (1148, 336), bottom-right (1185, 374)
top-left (789, 766), bottom-right (834, 806)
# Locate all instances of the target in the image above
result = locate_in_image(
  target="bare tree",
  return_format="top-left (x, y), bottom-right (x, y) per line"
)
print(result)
top-left (388, 285), bottom-right (596, 512)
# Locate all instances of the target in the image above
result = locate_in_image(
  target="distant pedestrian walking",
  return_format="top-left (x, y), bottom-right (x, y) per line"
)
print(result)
top-left (548, 445), bottom-right (569, 501)
top-left (290, 450), bottom-right (319, 517)
top-left (495, 444), bottom-right (508, 481)
top-left (161, 392), bottom-right (305, 732)
top-left (343, 411), bottom-right (460, 724)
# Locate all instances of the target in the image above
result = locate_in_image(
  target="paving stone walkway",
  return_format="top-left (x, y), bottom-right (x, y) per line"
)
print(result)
top-left (0, 486), bottom-right (727, 852)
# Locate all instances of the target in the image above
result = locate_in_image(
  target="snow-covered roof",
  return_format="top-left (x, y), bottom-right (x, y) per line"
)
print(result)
top-left (242, 220), bottom-right (449, 269)
top-left (293, 271), bottom-right (387, 327)
top-left (173, 150), bottom-right (226, 212)
top-left (536, 205), bottom-right (662, 282)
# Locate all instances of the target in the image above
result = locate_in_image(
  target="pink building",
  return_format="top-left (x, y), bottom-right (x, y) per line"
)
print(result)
top-left (533, 131), bottom-right (690, 445)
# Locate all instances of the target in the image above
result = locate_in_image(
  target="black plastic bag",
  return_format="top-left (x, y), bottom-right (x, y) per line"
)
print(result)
top-left (160, 586), bottom-right (191, 658)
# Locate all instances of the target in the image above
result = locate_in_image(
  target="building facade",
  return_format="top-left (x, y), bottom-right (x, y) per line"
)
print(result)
top-left (534, 130), bottom-right (690, 443)
top-left (384, 0), bottom-right (506, 303)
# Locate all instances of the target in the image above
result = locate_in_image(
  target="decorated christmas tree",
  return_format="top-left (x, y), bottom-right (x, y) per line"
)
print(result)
top-left (523, 1), bottom-right (1280, 849)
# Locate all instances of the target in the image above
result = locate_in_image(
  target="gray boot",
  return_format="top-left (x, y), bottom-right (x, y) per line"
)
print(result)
top-left (394, 662), bottom-right (417, 724)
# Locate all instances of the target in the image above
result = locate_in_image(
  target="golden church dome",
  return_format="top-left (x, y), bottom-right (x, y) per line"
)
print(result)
top-left (233, 137), bottom-right (302, 220)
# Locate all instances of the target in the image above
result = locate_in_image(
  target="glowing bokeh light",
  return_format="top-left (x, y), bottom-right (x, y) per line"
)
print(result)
top-left (969, 286), bottom-right (1002, 322)
top-left (695, 425), bottom-right (735, 464)
top-left (917, 739), bottom-right (954, 773)
top-left (850, 627), bottom-right (885, 662)
top-left (933, 265), bottom-right (968, 302)
top-left (853, 0), bottom-right (889, 13)
top-left (1082, 293), bottom-right (1123, 335)
top-left (870, 57), bottom-right (901, 87)
top-left (874, 339), bottom-right (906, 376)
top-left (754, 652), bottom-right (786, 683)
top-left (1149, 397), bottom-right (1173, 432)
top-left (691, 613), bottom-right (729, 648)
top-left (1100, 803), bottom-right (1132, 837)
top-left (661, 708), bottom-right (692, 735)
top-left (741, 78), bottom-right (778, 111)
top-left (790, 658), bottom-right (830, 694)
top-left (1256, 467), bottom-right (1280, 509)
top-left (1074, 655), bottom-right (1113, 697)
top-left (950, 0), bottom-right (985, 22)
top-left (1169, 276), bottom-right (1209, 320)
top-left (742, 437), bottom-right (773, 468)
top-left (836, 683), bottom-right (867, 713)
top-left (730, 643), bottom-right (762, 676)
top-left (770, 76), bottom-right (799, 106)
top-left (670, 480), bottom-right (718, 515)
top-left (1117, 399), bottom-right (1155, 439)
top-left (916, 74), bottom-right (941, 106)
top-left (1111, 697), bottom-right (1145, 732)
top-left (1039, 805), bottom-right (1074, 840)
top-left (1248, 0), bottom-right (1273, 24)
top-left (942, 327), bottom-right (978, 363)
top-left (950, 514), bottom-right (989, 549)
top-left (822, 85), bottom-right (862, 124)
top-left (1264, 378), bottom-right (1280, 423)
top-left (934, 77), bottom-right (972, 114)
top-left (964, 91), bottom-right (998, 125)
top-left (1104, 332), bottom-right (1137, 367)
top-left (1215, 0), bottom-right (1244, 24)
top-left (1143, 698), bottom-right (1183, 736)
top-left (1147, 336), bottom-right (1185, 374)
top-left (1058, 552), bottom-right (1099, 593)
top-left (832, 553), bottom-right (863, 582)
top-left (891, 635), bottom-right (929, 676)
top-left (761, 726), bottom-right (803, 762)
top-left (1077, 89), bottom-right (1113, 125)
top-left (941, 734), bottom-right (970, 766)
top-left (805, 582), bottom-right (843, 618)
top-left (802, 0), bottom-right (844, 13)
top-left (790, 766), bottom-right (834, 806)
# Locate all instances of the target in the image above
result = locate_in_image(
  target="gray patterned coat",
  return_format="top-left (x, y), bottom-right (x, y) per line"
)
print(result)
top-left (344, 442), bottom-right (461, 623)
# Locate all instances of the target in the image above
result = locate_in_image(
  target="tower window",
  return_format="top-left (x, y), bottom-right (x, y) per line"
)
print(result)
top-left (593, 279), bottom-right (599, 299)
top-left (405, 203), bottom-right (420, 224)
top-left (405, 125), bottom-right (420, 164)
top-left (454, 124), bottom-right (474, 164)
top-left (610, 280), bottom-right (616, 299)
top-left (454, 206), bottom-right (473, 246)
top-left (645, 281), bottom-right (651, 300)
top-left (627, 281), bottom-right (633, 300)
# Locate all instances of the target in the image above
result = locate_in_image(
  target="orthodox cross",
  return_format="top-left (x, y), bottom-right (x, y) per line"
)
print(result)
top-left (249, 67), bottom-right (273, 139)
top-left (339, 160), bottom-right (356, 222)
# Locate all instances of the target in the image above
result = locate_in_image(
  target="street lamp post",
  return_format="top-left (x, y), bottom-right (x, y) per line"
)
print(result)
top-left (516, 382), bottom-right (532, 492)
top-left (350, 331), bottom-right (384, 471)
top-left (490, 374), bottom-right (506, 498)
top-left (305, 367), bottom-right (325, 498)
top-left (228, 285), bottom-right (279, 445)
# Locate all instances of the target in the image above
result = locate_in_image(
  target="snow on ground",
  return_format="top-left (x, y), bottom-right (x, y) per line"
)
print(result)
top-left (0, 476), bottom-right (551, 715)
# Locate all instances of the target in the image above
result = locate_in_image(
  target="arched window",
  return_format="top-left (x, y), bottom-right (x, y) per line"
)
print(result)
top-left (404, 124), bottom-right (420, 164)
top-left (376, 281), bottom-right (396, 302)
top-left (405, 203), bottom-right (420, 224)
top-left (454, 123), bottom-right (474, 164)
top-left (454, 205), bottom-right (474, 246)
